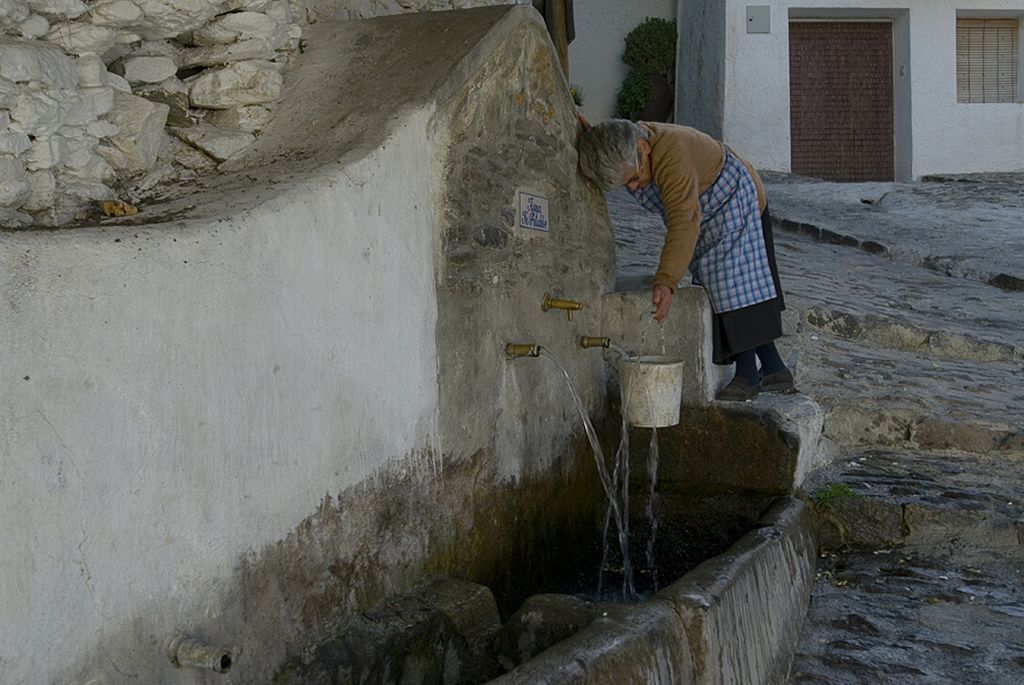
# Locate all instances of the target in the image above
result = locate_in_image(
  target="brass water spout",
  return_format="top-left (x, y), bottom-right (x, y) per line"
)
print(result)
top-left (506, 343), bottom-right (541, 359)
top-left (542, 293), bottom-right (583, 321)
top-left (579, 336), bottom-right (610, 349)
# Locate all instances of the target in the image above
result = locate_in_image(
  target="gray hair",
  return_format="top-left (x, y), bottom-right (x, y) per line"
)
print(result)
top-left (577, 119), bottom-right (650, 190)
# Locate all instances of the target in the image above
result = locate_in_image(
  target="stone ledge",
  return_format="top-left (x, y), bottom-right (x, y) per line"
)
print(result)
top-left (725, 393), bottom-right (828, 491)
top-left (487, 600), bottom-right (696, 685)
top-left (601, 288), bottom-right (729, 406)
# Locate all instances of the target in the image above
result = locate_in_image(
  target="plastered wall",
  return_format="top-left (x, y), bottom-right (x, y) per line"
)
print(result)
top-left (680, 0), bottom-right (1024, 178)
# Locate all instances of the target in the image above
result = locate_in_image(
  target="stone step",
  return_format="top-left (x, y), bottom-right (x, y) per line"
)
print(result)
top-left (823, 400), bottom-right (1024, 458)
top-left (775, 325), bottom-right (1024, 458)
top-left (801, 448), bottom-right (1023, 554)
top-left (775, 213), bottom-right (1024, 293)
top-left (801, 305), bottom-right (1023, 364)
top-left (764, 175), bottom-right (1024, 293)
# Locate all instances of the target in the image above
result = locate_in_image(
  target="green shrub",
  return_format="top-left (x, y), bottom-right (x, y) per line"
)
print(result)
top-left (623, 17), bottom-right (677, 77)
top-left (614, 68), bottom-right (651, 119)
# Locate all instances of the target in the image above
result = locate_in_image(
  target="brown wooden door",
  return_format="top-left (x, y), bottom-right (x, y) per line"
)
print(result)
top-left (789, 21), bottom-right (894, 182)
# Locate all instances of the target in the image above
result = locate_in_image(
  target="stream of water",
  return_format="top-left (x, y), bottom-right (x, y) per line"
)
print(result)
top-left (539, 348), bottom-right (637, 600)
top-left (602, 319), bottom-right (664, 596)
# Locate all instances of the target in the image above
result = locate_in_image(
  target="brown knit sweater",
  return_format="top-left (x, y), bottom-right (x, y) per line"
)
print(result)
top-left (642, 122), bottom-right (766, 292)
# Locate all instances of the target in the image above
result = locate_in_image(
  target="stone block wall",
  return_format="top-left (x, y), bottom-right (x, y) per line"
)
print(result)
top-left (0, 0), bottom-right (302, 227)
top-left (0, 1), bottom-right (528, 228)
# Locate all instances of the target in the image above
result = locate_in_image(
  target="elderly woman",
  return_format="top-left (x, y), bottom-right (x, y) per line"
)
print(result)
top-left (578, 119), bottom-right (794, 401)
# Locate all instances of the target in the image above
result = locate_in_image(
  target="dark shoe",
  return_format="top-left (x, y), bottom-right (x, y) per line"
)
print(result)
top-left (760, 368), bottom-right (796, 393)
top-left (717, 375), bottom-right (761, 401)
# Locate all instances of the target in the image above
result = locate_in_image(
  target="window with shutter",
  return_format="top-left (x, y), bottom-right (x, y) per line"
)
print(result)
top-left (956, 18), bottom-right (1020, 103)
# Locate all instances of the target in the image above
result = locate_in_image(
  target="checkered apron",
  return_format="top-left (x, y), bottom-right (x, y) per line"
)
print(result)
top-left (630, 151), bottom-right (777, 313)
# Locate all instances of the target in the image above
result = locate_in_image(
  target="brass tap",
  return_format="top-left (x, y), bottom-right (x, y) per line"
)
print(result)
top-left (505, 343), bottom-right (541, 359)
top-left (541, 293), bottom-right (583, 321)
top-left (579, 336), bottom-right (610, 349)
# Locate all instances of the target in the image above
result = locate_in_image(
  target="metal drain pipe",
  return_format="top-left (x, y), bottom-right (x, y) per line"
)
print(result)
top-left (168, 635), bottom-right (232, 674)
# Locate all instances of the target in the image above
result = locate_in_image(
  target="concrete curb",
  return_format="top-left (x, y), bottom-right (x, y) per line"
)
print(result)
top-left (772, 215), bottom-right (889, 257)
top-left (771, 214), bottom-right (1024, 292)
top-left (490, 498), bottom-right (817, 684)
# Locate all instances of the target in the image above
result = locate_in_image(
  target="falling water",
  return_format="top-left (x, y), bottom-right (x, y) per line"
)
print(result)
top-left (608, 342), bottom-right (630, 359)
top-left (645, 425), bottom-right (660, 591)
top-left (539, 348), bottom-right (637, 600)
top-left (597, 378), bottom-right (631, 598)
top-left (604, 318), bottom-right (666, 595)
top-left (642, 319), bottom-right (665, 590)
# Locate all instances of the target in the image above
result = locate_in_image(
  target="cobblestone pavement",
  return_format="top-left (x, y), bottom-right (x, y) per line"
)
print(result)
top-left (795, 450), bottom-right (1023, 685)
top-left (761, 172), bottom-right (1024, 292)
top-left (605, 175), bottom-right (1024, 684)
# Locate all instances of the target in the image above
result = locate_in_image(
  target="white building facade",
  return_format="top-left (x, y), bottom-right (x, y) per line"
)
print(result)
top-left (678, 0), bottom-right (1024, 180)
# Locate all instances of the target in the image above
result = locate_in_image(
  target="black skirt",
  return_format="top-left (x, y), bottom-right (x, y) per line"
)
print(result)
top-left (711, 207), bottom-right (785, 365)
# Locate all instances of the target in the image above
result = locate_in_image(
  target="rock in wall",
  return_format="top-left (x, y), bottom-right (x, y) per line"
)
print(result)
top-left (0, 0), bottom-right (301, 227)
top-left (0, 0), bottom-right (525, 227)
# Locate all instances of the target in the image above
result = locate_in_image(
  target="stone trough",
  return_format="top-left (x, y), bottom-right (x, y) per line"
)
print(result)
top-left (484, 376), bottom-right (823, 684)
top-left (482, 290), bottom-right (823, 683)
top-left (275, 391), bottom-right (823, 685)
top-left (490, 497), bottom-right (816, 685)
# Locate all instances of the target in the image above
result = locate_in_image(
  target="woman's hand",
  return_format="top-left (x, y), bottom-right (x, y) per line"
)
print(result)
top-left (652, 285), bottom-right (673, 323)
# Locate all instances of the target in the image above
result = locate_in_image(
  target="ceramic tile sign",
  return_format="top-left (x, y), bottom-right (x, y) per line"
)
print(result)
top-left (518, 191), bottom-right (550, 232)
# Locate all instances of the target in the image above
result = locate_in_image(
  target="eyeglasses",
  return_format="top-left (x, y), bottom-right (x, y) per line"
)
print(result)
top-left (623, 145), bottom-right (643, 187)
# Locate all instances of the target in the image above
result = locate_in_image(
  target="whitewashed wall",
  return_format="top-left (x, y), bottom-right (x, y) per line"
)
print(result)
top-left (705, 0), bottom-right (1024, 177)
top-left (569, 0), bottom-right (677, 122)
top-left (0, 111), bottom-right (442, 684)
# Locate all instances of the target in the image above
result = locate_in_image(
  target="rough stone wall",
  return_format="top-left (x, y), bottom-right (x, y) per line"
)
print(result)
top-left (0, 0), bottom-right (301, 227)
top-left (0, 1), bottom-right (526, 228)
top-left (432, 15), bottom-right (615, 478)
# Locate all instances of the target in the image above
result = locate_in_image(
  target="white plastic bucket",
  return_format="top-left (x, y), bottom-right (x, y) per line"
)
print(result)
top-left (618, 355), bottom-right (685, 428)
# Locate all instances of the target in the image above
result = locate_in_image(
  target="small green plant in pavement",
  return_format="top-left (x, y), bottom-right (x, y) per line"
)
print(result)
top-left (813, 482), bottom-right (856, 507)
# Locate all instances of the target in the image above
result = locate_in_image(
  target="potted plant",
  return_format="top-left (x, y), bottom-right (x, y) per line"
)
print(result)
top-left (615, 17), bottom-right (677, 122)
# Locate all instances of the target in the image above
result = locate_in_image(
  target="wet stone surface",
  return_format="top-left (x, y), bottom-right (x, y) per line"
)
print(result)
top-left (761, 172), bottom-right (1024, 291)
top-left (790, 549), bottom-right (1024, 685)
top-left (795, 450), bottom-right (1023, 684)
